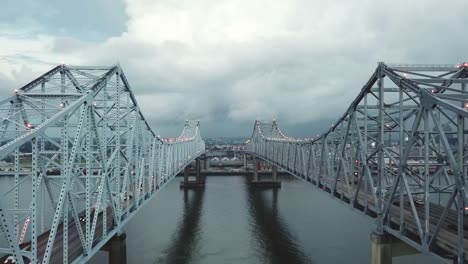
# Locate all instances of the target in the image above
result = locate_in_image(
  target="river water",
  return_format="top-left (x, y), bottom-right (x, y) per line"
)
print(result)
top-left (89, 174), bottom-right (437, 264)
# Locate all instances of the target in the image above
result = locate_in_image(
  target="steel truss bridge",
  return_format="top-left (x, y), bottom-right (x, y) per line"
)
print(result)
top-left (246, 63), bottom-right (468, 263)
top-left (0, 65), bottom-right (205, 264)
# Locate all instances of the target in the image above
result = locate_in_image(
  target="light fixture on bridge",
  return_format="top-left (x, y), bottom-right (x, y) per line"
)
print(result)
top-left (464, 102), bottom-right (468, 109)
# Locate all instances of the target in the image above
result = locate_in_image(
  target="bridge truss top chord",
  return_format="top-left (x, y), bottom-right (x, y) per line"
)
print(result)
top-left (246, 62), bottom-right (468, 263)
top-left (0, 64), bottom-right (205, 264)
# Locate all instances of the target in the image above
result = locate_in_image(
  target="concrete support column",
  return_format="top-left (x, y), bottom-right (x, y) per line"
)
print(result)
top-left (196, 158), bottom-right (201, 183)
top-left (109, 233), bottom-right (127, 264)
top-left (184, 166), bottom-right (189, 183)
top-left (370, 232), bottom-right (418, 264)
top-left (272, 165), bottom-right (278, 182)
top-left (243, 154), bottom-right (247, 168)
top-left (371, 232), bottom-right (392, 264)
top-left (253, 157), bottom-right (258, 182)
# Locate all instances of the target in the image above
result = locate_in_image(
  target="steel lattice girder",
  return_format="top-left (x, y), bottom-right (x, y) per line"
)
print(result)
top-left (245, 62), bottom-right (468, 263)
top-left (0, 65), bottom-right (205, 264)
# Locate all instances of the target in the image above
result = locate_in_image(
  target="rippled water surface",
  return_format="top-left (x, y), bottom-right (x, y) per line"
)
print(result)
top-left (90, 175), bottom-right (438, 264)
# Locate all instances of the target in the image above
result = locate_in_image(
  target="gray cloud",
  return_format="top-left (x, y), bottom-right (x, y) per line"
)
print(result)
top-left (0, 65), bottom-right (36, 96)
top-left (1, 0), bottom-right (468, 138)
top-left (1, 0), bottom-right (127, 41)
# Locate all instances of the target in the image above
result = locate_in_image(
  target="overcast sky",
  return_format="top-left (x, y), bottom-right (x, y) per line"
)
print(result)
top-left (1, 0), bottom-right (467, 138)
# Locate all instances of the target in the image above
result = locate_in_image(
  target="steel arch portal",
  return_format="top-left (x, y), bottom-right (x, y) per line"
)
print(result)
top-left (0, 65), bottom-right (205, 263)
top-left (246, 63), bottom-right (468, 263)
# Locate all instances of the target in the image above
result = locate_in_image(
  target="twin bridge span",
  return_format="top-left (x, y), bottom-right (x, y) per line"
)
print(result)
top-left (0, 62), bottom-right (467, 264)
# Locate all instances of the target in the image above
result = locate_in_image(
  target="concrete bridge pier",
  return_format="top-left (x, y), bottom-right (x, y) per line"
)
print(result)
top-left (195, 157), bottom-right (205, 183)
top-left (250, 157), bottom-right (281, 188)
top-left (272, 165), bottom-right (278, 182)
top-left (253, 157), bottom-right (259, 182)
top-left (202, 157), bottom-right (207, 170)
top-left (180, 157), bottom-right (205, 189)
top-left (101, 232), bottom-right (127, 264)
top-left (184, 166), bottom-right (189, 183)
top-left (370, 232), bottom-right (418, 264)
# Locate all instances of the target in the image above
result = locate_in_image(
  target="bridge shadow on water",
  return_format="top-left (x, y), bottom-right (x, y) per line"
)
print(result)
top-left (157, 188), bottom-right (205, 264)
top-left (155, 177), bottom-right (313, 264)
top-left (245, 177), bottom-right (314, 264)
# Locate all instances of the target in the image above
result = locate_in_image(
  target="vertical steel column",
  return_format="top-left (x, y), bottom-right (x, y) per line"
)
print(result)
top-left (306, 143), bottom-right (312, 181)
top-left (149, 138), bottom-right (157, 192)
top-left (102, 78), bottom-right (108, 237)
top-left (40, 81), bottom-right (46, 233)
top-left (14, 101), bottom-right (19, 239)
top-left (86, 104), bottom-right (92, 252)
top-left (158, 144), bottom-right (163, 186)
top-left (398, 83), bottom-right (404, 233)
top-left (376, 64), bottom-right (385, 234)
top-left (61, 67), bottom-right (70, 263)
top-left (115, 69), bottom-right (121, 223)
top-left (423, 107), bottom-right (430, 248)
top-left (318, 139), bottom-right (326, 187)
top-left (364, 93), bottom-right (369, 207)
top-left (457, 80), bottom-right (466, 262)
top-left (31, 137), bottom-right (38, 263)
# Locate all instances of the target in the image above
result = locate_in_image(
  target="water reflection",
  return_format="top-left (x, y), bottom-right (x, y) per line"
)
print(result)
top-left (159, 188), bottom-right (205, 264)
top-left (246, 179), bottom-right (314, 264)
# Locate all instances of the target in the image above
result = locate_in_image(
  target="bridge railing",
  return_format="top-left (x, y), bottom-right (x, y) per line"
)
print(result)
top-left (246, 62), bottom-right (468, 263)
top-left (0, 65), bottom-right (205, 264)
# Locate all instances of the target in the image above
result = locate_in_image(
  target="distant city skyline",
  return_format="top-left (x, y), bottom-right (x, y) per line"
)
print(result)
top-left (1, 0), bottom-right (467, 138)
